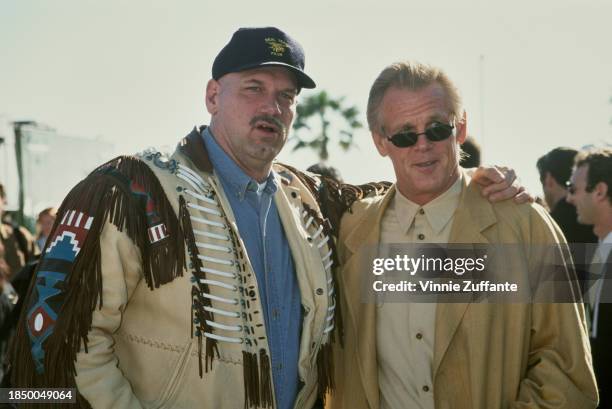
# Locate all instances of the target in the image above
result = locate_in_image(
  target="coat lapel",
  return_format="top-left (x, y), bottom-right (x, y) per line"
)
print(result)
top-left (341, 187), bottom-right (396, 409)
top-left (433, 173), bottom-right (497, 379)
top-left (178, 126), bottom-right (214, 173)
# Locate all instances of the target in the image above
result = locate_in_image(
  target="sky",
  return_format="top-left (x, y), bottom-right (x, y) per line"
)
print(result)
top-left (1, 0), bottom-right (611, 199)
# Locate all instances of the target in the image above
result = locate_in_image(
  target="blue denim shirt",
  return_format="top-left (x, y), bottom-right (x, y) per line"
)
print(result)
top-left (202, 128), bottom-right (302, 409)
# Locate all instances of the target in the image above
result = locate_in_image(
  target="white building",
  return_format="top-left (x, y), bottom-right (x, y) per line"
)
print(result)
top-left (0, 118), bottom-right (114, 218)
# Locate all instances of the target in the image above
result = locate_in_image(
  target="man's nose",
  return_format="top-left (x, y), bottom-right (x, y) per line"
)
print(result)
top-left (413, 133), bottom-right (433, 151)
top-left (258, 93), bottom-right (282, 116)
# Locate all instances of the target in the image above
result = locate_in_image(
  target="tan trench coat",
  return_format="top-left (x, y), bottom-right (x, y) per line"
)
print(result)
top-left (327, 172), bottom-right (598, 409)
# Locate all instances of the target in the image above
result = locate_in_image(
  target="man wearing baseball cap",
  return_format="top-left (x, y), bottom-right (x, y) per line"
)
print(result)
top-left (10, 26), bottom-right (333, 409)
top-left (10, 27), bottom-right (526, 409)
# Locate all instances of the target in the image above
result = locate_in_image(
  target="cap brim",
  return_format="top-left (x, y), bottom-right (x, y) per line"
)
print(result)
top-left (233, 61), bottom-right (316, 89)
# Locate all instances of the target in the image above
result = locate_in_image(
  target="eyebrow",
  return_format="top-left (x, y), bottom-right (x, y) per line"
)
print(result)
top-left (242, 78), bottom-right (298, 94)
top-left (389, 115), bottom-right (450, 134)
top-left (242, 78), bottom-right (298, 96)
top-left (242, 78), bottom-right (264, 86)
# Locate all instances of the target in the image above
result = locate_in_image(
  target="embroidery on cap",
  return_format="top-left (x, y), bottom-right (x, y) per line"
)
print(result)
top-left (264, 37), bottom-right (290, 57)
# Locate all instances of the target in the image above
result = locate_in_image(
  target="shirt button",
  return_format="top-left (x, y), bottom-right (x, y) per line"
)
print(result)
top-left (422, 385), bottom-right (430, 392)
top-left (419, 208), bottom-right (425, 215)
top-left (316, 288), bottom-right (324, 295)
top-left (418, 233), bottom-right (425, 240)
top-left (416, 333), bottom-right (423, 340)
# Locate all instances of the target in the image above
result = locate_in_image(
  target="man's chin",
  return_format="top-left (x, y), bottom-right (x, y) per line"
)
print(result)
top-left (411, 177), bottom-right (443, 192)
top-left (249, 146), bottom-right (282, 163)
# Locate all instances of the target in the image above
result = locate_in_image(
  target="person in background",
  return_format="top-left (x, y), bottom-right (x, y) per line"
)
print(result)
top-left (538, 147), bottom-right (599, 293)
top-left (567, 147), bottom-right (612, 409)
top-left (0, 183), bottom-right (38, 279)
top-left (537, 147), bottom-right (598, 245)
top-left (35, 207), bottom-right (57, 251)
top-left (0, 240), bottom-right (17, 385)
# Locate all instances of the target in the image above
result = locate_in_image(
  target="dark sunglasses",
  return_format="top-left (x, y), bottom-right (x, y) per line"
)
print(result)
top-left (386, 123), bottom-right (454, 148)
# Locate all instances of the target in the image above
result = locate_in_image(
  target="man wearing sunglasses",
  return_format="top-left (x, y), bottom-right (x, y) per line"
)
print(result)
top-left (567, 147), bottom-right (612, 409)
top-left (328, 61), bottom-right (597, 409)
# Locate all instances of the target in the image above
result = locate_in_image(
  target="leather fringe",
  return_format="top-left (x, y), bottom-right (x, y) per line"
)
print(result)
top-left (242, 351), bottom-right (259, 408)
top-left (9, 156), bottom-right (184, 408)
top-left (316, 342), bottom-right (334, 404)
top-left (98, 156), bottom-right (185, 290)
top-left (258, 349), bottom-right (273, 408)
top-left (7, 260), bottom-right (92, 409)
top-left (179, 195), bottom-right (218, 376)
top-left (242, 350), bottom-right (273, 409)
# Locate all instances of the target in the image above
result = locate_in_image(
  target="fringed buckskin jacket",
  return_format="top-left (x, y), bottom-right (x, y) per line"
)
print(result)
top-left (10, 127), bottom-right (383, 409)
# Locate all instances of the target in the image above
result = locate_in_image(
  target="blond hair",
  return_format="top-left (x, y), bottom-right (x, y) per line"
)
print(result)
top-left (367, 61), bottom-right (463, 133)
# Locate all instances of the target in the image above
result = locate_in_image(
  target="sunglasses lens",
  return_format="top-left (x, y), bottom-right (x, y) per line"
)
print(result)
top-left (387, 124), bottom-right (454, 147)
top-left (390, 132), bottom-right (418, 147)
top-left (426, 125), bottom-right (453, 141)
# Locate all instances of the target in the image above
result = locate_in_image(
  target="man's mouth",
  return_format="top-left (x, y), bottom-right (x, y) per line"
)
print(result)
top-left (254, 121), bottom-right (280, 134)
top-left (250, 115), bottom-right (285, 136)
top-left (414, 160), bottom-right (438, 168)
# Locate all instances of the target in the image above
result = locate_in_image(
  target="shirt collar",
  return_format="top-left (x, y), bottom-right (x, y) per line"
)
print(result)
top-left (599, 231), bottom-right (612, 261)
top-left (393, 173), bottom-right (463, 235)
top-left (202, 128), bottom-right (278, 200)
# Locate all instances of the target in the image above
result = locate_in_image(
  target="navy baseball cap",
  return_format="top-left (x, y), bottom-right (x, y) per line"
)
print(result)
top-left (212, 27), bottom-right (316, 89)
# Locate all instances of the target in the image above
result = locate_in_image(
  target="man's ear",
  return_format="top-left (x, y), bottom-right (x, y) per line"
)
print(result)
top-left (544, 172), bottom-right (556, 190)
top-left (456, 111), bottom-right (467, 144)
top-left (593, 181), bottom-right (609, 203)
top-left (205, 79), bottom-right (220, 115)
top-left (372, 130), bottom-right (389, 157)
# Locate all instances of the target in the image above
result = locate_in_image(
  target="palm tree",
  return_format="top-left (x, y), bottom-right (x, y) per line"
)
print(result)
top-left (291, 91), bottom-right (362, 161)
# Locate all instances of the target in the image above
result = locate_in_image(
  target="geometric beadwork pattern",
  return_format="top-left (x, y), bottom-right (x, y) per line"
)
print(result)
top-left (26, 210), bottom-right (93, 374)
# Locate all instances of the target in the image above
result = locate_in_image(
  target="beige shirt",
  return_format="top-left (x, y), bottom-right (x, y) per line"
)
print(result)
top-left (377, 175), bottom-right (463, 409)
